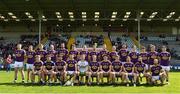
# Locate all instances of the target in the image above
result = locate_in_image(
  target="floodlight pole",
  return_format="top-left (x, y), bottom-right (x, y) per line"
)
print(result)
top-left (137, 11), bottom-right (141, 50)
top-left (38, 11), bottom-right (42, 45)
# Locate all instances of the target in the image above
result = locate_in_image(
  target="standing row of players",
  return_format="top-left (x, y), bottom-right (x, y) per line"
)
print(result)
top-left (14, 43), bottom-right (171, 86)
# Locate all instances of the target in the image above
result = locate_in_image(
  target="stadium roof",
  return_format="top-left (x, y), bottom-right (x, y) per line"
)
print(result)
top-left (0, 0), bottom-right (180, 25)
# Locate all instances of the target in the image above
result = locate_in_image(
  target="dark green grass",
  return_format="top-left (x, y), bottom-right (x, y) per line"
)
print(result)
top-left (0, 71), bottom-right (180, 93)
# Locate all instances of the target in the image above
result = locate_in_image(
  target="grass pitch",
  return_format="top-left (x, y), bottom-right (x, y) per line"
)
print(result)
top-left (0, 71), bottom-right (180, 93)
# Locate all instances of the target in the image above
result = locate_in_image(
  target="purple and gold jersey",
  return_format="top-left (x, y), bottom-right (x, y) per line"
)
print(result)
top-left (101, 61), bottom-right (111, 72)
top-left (118, 49), bottom-right (129, 62)
top-left (148, 51), bottom-right (158, 65)
top-left (66, 60), bottom-right (77, 71)
top-left (123, 63), bottom-right (134, 73)
top-left (57, 49), bottom-right (68, 61)
top-left (135, 62), bottom-right (146, 73)
top-left (44, 61), bottom-right (54, 70)
top-left (109, 51), bottom-right (118, 61)
top-left (89, 51), bottom-right (98, 57)
top-left (69, 50), bottom-right (78, 59)
top-left (98, 50), bottom-right (109, 60)
top-left (36, 50), bottom-right (47, 62)
top-left (55, 60), bottom-right (66, 71)
top-left (129, 52), bottom-right (139, 64)
top-left (89, 61), bottom-right (99, 72)
top-left (15, 50), bottom-right (25, 62)
top-left (139, 52), bottom-right (148, 64)
top-left (159, 52), bottom-right (171, 66)
top-left (112, 61), bottom-right (122, 72)
top-left (34, 61), bottom-right (43, 71)
top-left (80, 50), bottom-right (88, 56)
top-left (47, 50), bottom-right (56, 62)
top-left (151, 65), bottom-right (162, 76)
top-left (26, 51), bottom-right (36, 64)
top-left (89, 51), bottom-right (99, 61)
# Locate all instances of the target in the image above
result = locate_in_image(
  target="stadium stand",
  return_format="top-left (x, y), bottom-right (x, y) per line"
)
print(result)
top-left (110, 32), bottom-right (134, 49)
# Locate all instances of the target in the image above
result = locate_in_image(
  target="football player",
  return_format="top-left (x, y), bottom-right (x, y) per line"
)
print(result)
top-left (99, 55), bottom-right (112, 84)
top-left (148, 45), bottom-right (158, 68)
top-left (89, 55), bottom-right (100, 84)
top-left (66, 54), bottom-right (78, 86)
top-left (42, 55), bottom-right (55, 84)
top-left (134, 56), bottom-right (151, 84)
top-left (26, 45), bottom-right (36, 83)
top-left (77, 54), bottom-right (89, 85)
top-left (129, 45), bottom-right (139, 64)
top-left (54, 55), bottom-right (67, 84)
top-left (111, 55), bottom-right (124, 84)
top-left (31, 55), bottom-right (44, 84)
top-left (118, 44), bottom-right (129, 64)
top-left (158, 46), bottom-right (171, 84)
top-left (14, 44), bottom-right (26, 83)
top-left (123, 56), bottom-right (137, 87)
top-left (150, 59), bottom-right (166, 85)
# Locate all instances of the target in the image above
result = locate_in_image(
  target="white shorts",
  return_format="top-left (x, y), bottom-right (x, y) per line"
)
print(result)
top-left (122, 62), bottom-right (126, 65)
top-left (67, 71), bottom-right (75, 75)
top-left (26, 64), bottom-right (33, 70)
top-left (161, 66), bottom-right (170, 71)
top-left (150, 65), bottom-right (154, 68)
top-left (152, 76), bottom-right (160, 81)
top-left (14, 61), bottom-right (24, 68)
top-left (145, 64), bottom-right (149, 70)
top-left (127, 72), bottom-right (133, 76)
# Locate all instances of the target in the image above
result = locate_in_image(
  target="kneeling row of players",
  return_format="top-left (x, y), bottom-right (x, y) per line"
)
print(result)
top-left (30, 54), bottom-right (167, 86)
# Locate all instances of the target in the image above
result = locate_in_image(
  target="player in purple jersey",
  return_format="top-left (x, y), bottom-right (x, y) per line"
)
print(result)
top-left (88, 44), bottom-right (99, 61)
top-left (89, 55), bottom-right (100, 84)
top-left (109, 46), bottom-right (118, 62)
top-left (150, 59), bottom-right (166, 85)
top-left (31, 55), bottom-right (44, 83)
top-left (118, 44), bottom-right (129, 64)
top-left (79, 45), bottom-right (89, 61)
top-left (134, 56), bottom-right (150, 84)
top-left (98, 44), bottom-right (109, 61)
top-left (26, 45), bottom-right (36, 82)
top-left (47, 44), bottom-right (56, 62)
top-left (123, 56), bottom-right (137, 87)
top-left (42, 55), bottom-right (55, 84)
top-left (139, 46), bottom-right (149, 70)
top-left (148, 45), bottom-right (158, 67)
top-left (55, 55), bottom-right (67, 84)
top-left (66, 54), bottom-right (78, 85)
top-left (159, 46), bottom-right (171, 84)
top-left (111, 55), bottom-right (125, 84)
top-left (129, 45), bottom-right (139, 64)
top-left (99, 55), bottom-right (112, 84)
top-left (69, 44), bottom-right (79, 60)
top-left (57, 43), bottom-right (68, 61)
top-left (14, 44), bottom-right (26, 83)
top-left (36, 44), bottom-right (47, 62)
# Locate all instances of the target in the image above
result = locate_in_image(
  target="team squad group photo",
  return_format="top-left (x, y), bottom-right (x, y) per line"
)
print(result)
top-left (13, 42), bottom-right (171, 87)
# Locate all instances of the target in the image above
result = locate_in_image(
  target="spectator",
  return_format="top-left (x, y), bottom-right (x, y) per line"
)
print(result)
top-left (0, 49), bottom-right (2, 57)
top-left (0, 57), bottom-right (4, 70)
top-left (6, 54), bottom-right (12, 72)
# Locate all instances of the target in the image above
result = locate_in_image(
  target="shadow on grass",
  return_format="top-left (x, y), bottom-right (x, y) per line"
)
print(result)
top-left (0, 82), bottom-right (167, 87)
top-left (0, 82), bottom-right (46, 87)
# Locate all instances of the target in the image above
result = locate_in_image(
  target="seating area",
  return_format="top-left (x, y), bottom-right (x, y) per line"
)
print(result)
top-left (75, 35), bottom-right (104, 48)
top-left (20, 35), bottom-right (39, 50)
top-left (45, 33), bottom-right (70, 49)
top-left (110, 33), bottom-right (134, 49)
top-left (147, 36), bottom-right (176, 41)
top-left (0, 34), bottom-right (39, 58)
